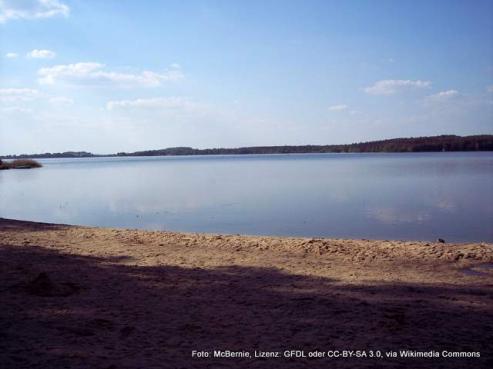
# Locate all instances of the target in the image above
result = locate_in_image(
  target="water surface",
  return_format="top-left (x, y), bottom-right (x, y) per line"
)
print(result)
top-left (1, 152), bottom-right (492, 242)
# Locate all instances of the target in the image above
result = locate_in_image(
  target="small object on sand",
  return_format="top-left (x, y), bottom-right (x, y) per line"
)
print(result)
top-left (26, 272), bottom-right (56, 296)
top-left (25, 272), bottom-right (80, 297)
top-left (437, 238), bottom-right (446, 243)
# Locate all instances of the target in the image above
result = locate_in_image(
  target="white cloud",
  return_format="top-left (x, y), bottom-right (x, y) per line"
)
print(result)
top-left (487, 85), bottom-right (493, 93)
top-left (49, 96), bottom-right (73, 105)
top-left (0, 88), bottom-right (39, 102)
top-left (364, 79), bottom-right (431, 95)
top-left (5, 52), bottom-right (18, 59)
top-left (328, 104), bottom-right (348, 111)
top-left (1, 106), bottom-right (32, 113)
top-left (28, 49), bottom-right (56, 59)
top-left (0, 0), bottom-right (69, 23)
top-left (38, 62), bottom-right (184, 87)
top-left (106, 97), bottom-right (203, 111)
top-left (427, 89), bottom-right (459, 102)
top-left (0, 88), bottom-right (76, 108)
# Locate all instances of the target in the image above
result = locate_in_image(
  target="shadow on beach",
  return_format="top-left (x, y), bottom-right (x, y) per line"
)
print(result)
top-left (1, 240), bottom-right (492, 369)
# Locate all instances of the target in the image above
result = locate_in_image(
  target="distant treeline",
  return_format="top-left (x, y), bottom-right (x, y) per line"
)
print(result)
top-left (2, 135), bottom-right (493, 159)
top-left (0, 151), bottom-right (95, 159)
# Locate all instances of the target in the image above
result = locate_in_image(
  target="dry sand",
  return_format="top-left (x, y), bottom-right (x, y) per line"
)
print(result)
top-left (1, 218), bottom-right (492, 368)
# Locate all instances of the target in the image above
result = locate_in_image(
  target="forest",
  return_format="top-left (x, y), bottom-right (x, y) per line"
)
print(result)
top-left (2, 135), bottom-right (492, 159)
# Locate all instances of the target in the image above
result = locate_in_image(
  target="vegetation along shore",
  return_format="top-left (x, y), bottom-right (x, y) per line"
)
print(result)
top-left (0, 159), bottom-right (42, 170)
top-left (1, 135), bottom-right (492, 160)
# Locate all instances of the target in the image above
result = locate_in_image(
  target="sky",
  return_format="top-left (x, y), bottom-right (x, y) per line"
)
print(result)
top-left (0, 0), bottom-right (492, 155)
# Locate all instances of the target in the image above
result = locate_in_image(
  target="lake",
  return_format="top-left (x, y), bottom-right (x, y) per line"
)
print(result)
top-left (1, 152), bottom-right (492, 242)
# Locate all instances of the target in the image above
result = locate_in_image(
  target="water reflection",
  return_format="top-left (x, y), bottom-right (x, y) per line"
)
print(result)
top-left (0, 153), bottom-right (492, 242)
top-left (366, 207), bottom-right (431, 225)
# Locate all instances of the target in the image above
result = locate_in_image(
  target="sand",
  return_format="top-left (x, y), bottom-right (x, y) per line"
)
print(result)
top-left (1, 218), bottom-right (492, 368)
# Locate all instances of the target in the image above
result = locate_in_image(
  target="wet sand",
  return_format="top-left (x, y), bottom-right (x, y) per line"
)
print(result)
top-left (1, 218), bottom-right (492, 368)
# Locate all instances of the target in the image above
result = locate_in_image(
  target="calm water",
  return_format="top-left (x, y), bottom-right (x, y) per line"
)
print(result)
top-left (1, 153), bottom-right (492, 242)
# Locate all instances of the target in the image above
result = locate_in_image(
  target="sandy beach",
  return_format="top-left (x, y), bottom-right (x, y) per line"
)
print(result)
top-left (1, 218), bottom-right (492, 368)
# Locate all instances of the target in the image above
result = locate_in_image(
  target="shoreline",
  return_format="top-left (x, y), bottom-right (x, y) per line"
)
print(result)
top-left (1, 218), bottom-right (492, 368)
top-left (2, 134), bottom-right (492, 159)
top-left (5, 150), bottom-right (493, 162)
top-left (2, 217), bottom-right (490, 245)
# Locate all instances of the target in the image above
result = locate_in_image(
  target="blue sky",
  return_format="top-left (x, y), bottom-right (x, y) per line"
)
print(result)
top-left (0, 0), bottom-right (492, 155)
